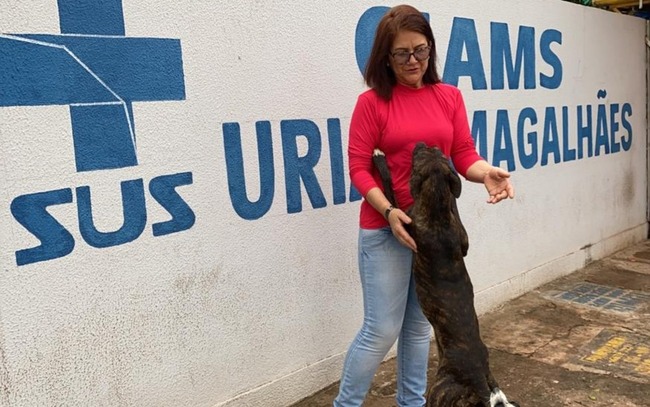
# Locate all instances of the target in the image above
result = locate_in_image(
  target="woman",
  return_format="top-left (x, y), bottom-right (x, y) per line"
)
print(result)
top-left (334, 4), bottom-right (514, 407)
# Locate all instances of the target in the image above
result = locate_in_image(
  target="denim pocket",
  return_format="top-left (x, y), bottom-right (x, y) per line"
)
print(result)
top-left (359, 227), bottom-right (392, 254)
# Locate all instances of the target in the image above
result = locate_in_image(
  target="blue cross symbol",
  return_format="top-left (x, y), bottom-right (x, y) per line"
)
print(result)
top-left (0, 0), bottom-right (186, 172)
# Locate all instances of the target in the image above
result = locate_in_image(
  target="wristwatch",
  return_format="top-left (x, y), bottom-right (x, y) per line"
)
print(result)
top-left (384, 205), bottom-right (394, 220)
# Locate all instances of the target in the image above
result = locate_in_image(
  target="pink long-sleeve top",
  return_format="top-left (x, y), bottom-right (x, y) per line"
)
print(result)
top-left (348, 82), bottom-right (483, 229)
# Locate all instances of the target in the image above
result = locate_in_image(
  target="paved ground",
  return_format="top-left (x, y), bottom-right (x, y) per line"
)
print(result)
top-left (291, 240), bottom-right (650, 407)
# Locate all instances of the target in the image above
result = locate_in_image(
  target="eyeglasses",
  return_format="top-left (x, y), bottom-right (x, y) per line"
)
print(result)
top-left (390, 46), bottom-right (431, 65)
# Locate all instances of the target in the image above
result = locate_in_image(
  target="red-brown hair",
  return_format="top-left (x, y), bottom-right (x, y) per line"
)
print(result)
top-left (364, 4), bottom-right (441, 100)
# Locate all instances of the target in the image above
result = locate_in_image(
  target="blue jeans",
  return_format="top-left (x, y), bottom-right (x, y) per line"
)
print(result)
top-left (334, 227), bottom-right (431, 407)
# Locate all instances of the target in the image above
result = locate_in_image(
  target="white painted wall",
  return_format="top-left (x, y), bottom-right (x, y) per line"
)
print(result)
top-left (0, 1), bottom-right (646, 407)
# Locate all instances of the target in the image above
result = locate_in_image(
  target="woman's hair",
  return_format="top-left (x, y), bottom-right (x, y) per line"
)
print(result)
top-left (364, 4), bottom-right (441, 100)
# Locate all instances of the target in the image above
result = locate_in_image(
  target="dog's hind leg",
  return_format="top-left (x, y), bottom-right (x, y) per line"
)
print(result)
top-left (485, 372), bottom-right (499, 392)
top-left (451, 197), bottom-right (469, 257)
top-left (426, 376), bottom-right (486, 407)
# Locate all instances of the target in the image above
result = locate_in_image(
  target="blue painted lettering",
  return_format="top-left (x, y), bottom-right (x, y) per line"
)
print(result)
top-left (610, 104), bottom-right (621, 154)
top-left (11, 189), bottom-right (75, 266)
top-left (539, 29), bottom-right (563, 89)
top-left (516, 107), bottom-right (538, 168)
top-left (471, 110), bottom-right (489, 159)
top-left (327, 118), bottom-right (347, 205)
top-left (561, 106), bottom-right (577, 162)
top-left (576, 105), bottom-right (593, 159)
top-left (594, 104), bottom-right (610, 156)
top-left (327, 119), bottom-right (362, 204)
top-left (490, 23), bottom-right (536, 90)
top-left (223, 118), bottom-right (362, 220)
top-left (493, 110), bottom-right (516, 171)
top-left (621, 103), bottom-right (633, 151)
top-left (150, 172), bottom-right (196, 236)
top-left (444, 18), bottom-right (562, 90)
top-left (443, 17), bottom-right (487, 89)
top-left (223, 122), bottom-right (275, 220)
top-left (281, 119), bottom-right (327, 214)
top-left (77, 179), bottom-right (147, 248)
top-left (541, 107), bottom-right (561, 166)
top-left (11, 174), bottom-right (194, 265)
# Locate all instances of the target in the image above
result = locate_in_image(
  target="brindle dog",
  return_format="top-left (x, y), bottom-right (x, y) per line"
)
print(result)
top-left (373, 144), bottom-right (518, 407)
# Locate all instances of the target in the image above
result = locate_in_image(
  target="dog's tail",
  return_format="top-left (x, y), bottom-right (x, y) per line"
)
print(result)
top-left (489, 388), bottom-right (520, 407)
top-left (372, 149), bottom-right (398, 208)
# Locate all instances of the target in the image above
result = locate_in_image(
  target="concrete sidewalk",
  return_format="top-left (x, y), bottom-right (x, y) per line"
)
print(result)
top-left (292, 240), bottom-right (650, 407)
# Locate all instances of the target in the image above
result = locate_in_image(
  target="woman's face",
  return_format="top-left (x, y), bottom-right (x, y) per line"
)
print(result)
top-left (388, 30), bottom-right (430, 89)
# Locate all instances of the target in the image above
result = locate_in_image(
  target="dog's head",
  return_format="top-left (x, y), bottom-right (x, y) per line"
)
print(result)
top-left (410, 143), bottom-right (461, 203)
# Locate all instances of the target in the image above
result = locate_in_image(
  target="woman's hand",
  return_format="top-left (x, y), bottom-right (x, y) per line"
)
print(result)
top-left (387, 208), bottom-right (417, 252)
top-left (364, 187), bottom-right (417, 250)
top-left (483, 167), bottom-right (515, 204)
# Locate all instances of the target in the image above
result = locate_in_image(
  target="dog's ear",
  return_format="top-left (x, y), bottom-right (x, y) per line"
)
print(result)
top-left (447, 168), bottom-right (462, 198)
